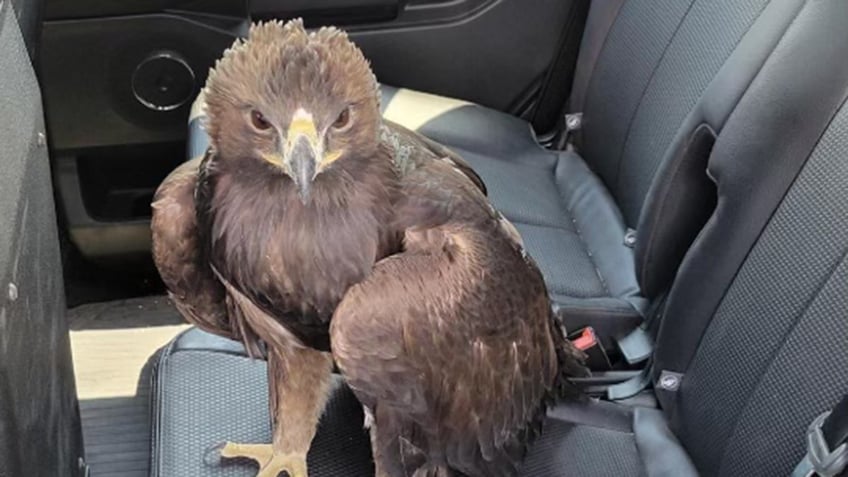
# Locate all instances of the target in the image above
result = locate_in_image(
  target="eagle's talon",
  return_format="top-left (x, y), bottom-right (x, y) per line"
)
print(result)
top-left (202, 442), bottom-right (228, 466)
top-left (259, 452), bottom-right (308, 477)
top-left (217, 442), bottom-right (308, 477)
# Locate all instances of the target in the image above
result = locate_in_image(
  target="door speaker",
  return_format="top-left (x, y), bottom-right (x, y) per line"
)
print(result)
top-left (131, 50), bottom-right (196, 112)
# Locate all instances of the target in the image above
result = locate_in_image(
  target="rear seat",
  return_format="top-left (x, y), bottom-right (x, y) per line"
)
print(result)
top-left (186, 0), bottom-right (799, 347)
top-left (151, 1), bottom-right (848, 476)
top-left (376, 0), bottom-right (804, 345)
top-left (527, 0), bottom-right (848, 473)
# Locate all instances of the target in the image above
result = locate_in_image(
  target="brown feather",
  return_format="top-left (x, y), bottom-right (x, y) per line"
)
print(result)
top-left (332, 152), bottom-right (587, 477)
top-left (151, 157), bottom-right (234, 337)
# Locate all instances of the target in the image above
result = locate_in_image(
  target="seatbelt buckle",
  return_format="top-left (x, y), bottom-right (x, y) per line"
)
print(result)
top-left (793, 410), bottom-right (848, 477)
top-left (568, 326), bottom-right (611, 370)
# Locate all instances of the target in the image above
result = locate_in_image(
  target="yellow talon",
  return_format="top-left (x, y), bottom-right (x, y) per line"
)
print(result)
top-left (219, 442), bottom-right (308, 477)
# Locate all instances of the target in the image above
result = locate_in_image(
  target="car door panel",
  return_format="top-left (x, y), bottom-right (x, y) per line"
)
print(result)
top-left (40, 0), bottom-right (582, 260)
top-left (0, 2), bottom-right (84, 476)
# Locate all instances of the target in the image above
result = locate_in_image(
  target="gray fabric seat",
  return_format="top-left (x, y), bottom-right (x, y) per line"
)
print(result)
top-left (151, 1), bottom-right (848, 476)
top-left (379, 87), bottom-right (644, 325)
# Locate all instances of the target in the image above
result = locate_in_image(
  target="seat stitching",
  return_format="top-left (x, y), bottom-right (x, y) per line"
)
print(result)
top-left (484, 151), bottom-right (580, 232)
top-left (568, 212), bottom-right (611, 295)
top-left (499, 214), bottom-right (574, 232)
top-left (551, 306), bottom-right (641, 318)
top-left (550, 156), bottom-right (611, 296)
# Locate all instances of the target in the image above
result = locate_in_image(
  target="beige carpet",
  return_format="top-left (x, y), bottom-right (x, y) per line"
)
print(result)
top-left (69, 296), bottom-right (188, 477)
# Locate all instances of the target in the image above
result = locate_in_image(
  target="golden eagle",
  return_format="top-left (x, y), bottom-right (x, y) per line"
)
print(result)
top-left (151, 20), bottom-right (586, 477)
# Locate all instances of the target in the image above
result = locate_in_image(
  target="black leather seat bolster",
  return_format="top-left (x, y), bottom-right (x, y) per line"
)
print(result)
top-left (653, 0), bottom-right (848, 383)
top-left (631, 407), bottom-right (698, 476)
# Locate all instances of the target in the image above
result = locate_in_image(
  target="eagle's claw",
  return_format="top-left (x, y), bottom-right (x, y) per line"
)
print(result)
top-left (216, 442), bottom-right (308, 477)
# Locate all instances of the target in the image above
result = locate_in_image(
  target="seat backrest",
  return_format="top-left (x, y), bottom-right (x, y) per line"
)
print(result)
top-left (652, 1), bottom-right (848, 475)
top-left (0, 1), bottom-right (83, 475)
top-left (580, 0), bottom-right (775, 223)
top-left (576, 0), bottom-right (806, 297)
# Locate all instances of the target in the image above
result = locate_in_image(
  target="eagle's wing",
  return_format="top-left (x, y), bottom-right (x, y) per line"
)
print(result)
top-left (383, 119), bottom-right (487, 195)
top-left (151, 155), bottom-right (261, 355)
top-left (331, 157), bottom-right (585, 476)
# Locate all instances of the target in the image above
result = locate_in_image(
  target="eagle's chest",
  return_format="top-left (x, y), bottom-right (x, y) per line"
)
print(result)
top-left (211, 198), bottom-right (389, 315)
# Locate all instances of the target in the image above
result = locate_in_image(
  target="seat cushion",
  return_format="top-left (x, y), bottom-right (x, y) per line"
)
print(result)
top-left (151, 328), bottom-right (697, 477)
top-left (380, 86), bottom-right (646, 340)
top-left (150, 328), bottom-right (376, 477)
top-left (186, 86), bottom-right (645, 343)
top-left (380, 86), bottom-right (542, 159)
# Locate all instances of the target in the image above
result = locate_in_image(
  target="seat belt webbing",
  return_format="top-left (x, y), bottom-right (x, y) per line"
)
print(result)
top-left (556, 0), bottom-right (626, 149)
top-left (567, 0), bottom-right (627, 112)
top-left (792, 393), bottom-right (848, 477)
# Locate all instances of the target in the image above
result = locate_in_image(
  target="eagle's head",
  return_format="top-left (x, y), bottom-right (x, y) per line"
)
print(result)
top-left (203, 19), bottom-right (381, 202)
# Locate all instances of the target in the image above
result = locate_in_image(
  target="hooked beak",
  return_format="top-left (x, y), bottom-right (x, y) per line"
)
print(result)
top-left (284, 110), bottom-right (321, 203)
top-left (259, 109), bottom-right (344, 203)
top-left (287, 134), bottom-right (317, 203)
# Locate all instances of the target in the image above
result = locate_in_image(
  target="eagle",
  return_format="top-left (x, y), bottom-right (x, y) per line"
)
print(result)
top-left (151, 19), bottom-right (587, 477)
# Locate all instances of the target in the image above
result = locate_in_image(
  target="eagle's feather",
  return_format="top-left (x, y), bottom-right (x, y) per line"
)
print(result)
top-left (331, 124), bottom-right (587, 476)
top-left (151, 18), bottom-right (585, 477)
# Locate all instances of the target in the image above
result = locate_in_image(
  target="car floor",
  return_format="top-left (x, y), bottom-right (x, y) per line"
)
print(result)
top-left (69, 296), bottom-right (188, 477)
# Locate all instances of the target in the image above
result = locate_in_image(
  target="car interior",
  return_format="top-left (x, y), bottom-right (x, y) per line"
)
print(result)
top-left (2, 0), bottom-right (848, 475)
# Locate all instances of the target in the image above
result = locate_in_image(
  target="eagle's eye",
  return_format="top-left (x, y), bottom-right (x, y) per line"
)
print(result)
top-left (332, 107), bottom-right (352, 132)
top-left (250, 110), bottom-right (272, 131)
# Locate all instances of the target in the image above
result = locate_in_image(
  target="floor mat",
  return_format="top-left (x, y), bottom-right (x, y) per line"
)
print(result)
top-left (69, 296), bottom-right (189, 477)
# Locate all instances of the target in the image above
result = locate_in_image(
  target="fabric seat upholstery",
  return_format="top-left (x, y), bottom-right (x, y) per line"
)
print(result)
top-left (378, 0), bottom-right (807, 321)
top-left (151, 328), bottom-right (696, 477)
top-left (380, 86), bottom-right (647, 337)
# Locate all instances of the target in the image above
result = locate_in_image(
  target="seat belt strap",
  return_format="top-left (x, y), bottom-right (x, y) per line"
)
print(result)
top-left (606, 361), bottom-right (653, 401)
top-left (792, 394), bottom-right (848, 477)
top-left (615, 290), bottom-right (669, 366)
top-left (616, 326), bottom-right (654, 365)
top-left (531, 0), bottom-right (590, 133)
top-left (566, 0), bottom-right (627, 114)
top-left (554, 0), bottom-right (626, 149)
